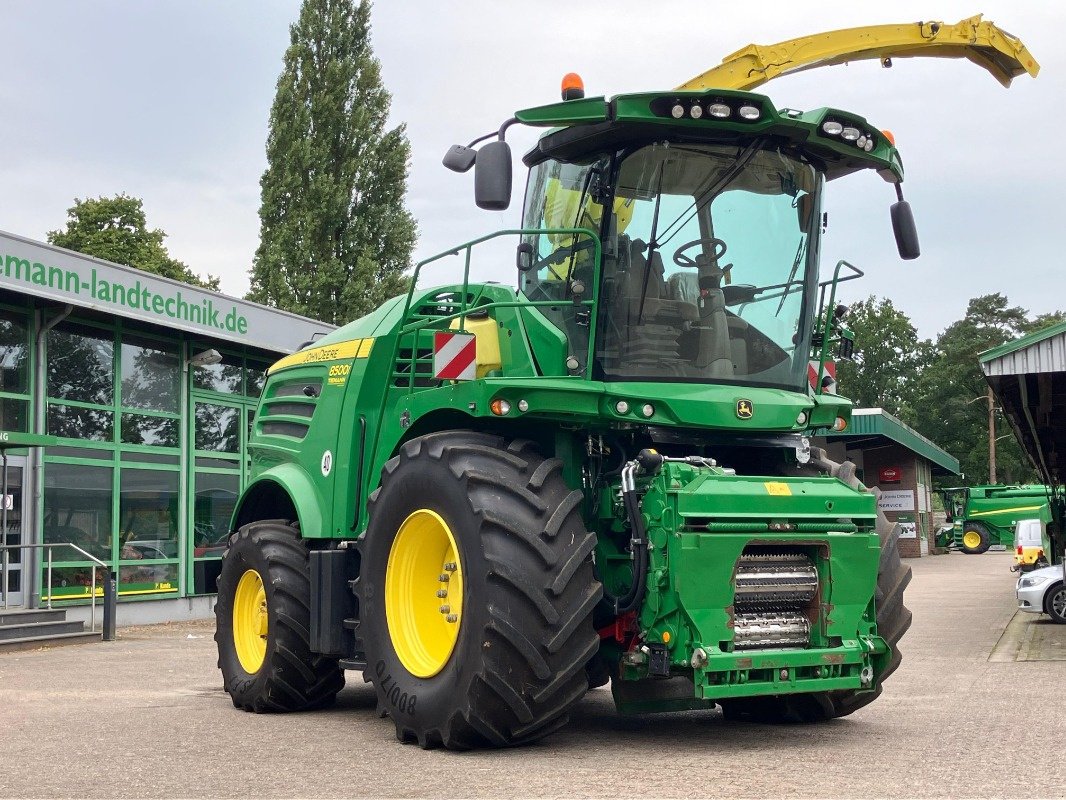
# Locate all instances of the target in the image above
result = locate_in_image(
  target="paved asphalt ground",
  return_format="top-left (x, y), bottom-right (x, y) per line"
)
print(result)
top-left (2, 551), bottom-right (1063, 798)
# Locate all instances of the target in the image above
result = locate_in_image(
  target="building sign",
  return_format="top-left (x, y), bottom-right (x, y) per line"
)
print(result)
top-left (878, 466), bottom-right (902, 483)
top-left (0, 230), bottom-right (332, 354)
top-left (877, 489), bottom-right (915, 512)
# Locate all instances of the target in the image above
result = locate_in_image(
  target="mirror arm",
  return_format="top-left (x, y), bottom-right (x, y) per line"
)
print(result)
top-left (497, 117), bottom-right (519, 141)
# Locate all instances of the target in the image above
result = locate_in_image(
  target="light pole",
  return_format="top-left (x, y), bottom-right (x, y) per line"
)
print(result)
top-left (987, 387), bottom-right (996, 484)
top-left (967, 389), bottom-right (1001, 484)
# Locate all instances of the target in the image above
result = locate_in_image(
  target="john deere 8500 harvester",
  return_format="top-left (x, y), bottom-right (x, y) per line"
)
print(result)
top-left (214, 17), bottom-right (1037, 748)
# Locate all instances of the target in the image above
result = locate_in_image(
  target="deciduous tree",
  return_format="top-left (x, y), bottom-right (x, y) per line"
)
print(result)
top-left (48, 194), bottom-right (218, 290)
top-left (835, 296), bottom-right (930, 420)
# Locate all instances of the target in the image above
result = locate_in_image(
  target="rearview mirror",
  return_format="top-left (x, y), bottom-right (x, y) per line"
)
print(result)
top-left (516, 242), bottom-right (534, 271)
top-left (891, 200), bottom-right (920, 260)
top-left (474, 140), bottom-right (513, 211)
top-left (442, 144), bottom-right (477, 173)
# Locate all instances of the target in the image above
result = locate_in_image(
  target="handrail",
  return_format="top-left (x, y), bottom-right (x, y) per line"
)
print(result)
top-left (0, 541), bottom-right (114, 637)
top-left (814, 260), bottom-right (864, 395)
top-left (395, 228), bottom-right (602, 389)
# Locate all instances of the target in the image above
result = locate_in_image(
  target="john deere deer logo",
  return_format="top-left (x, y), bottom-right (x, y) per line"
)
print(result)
top-left (736, 399), bottom-right (753, 419)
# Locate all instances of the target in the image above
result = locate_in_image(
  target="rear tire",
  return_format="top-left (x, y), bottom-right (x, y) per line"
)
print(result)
top-left (360, 431), bottom-right (601, 749)
top-left (721, 452), bottom-right (912, 722)
top-left (215, 520), bottom-right (344, 712)
top-left (960, 524), bottom-right (992, 555)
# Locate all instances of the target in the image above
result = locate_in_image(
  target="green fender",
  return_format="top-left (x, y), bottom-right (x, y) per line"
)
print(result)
top-left (230, 462), bottom-right (326, 537)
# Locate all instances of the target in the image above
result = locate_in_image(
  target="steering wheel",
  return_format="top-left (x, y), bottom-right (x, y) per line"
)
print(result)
top-left (672, 237), bottom-right (729, 269)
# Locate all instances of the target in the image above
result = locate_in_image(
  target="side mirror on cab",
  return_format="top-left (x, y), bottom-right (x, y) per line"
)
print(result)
top-left (474, 140), bottom-right (513, 211)
top-left (891, 200), bottom-right (920, 260)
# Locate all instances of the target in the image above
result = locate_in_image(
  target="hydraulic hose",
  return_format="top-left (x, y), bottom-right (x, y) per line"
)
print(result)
top-left (611, 459), bottom-right (650, 614)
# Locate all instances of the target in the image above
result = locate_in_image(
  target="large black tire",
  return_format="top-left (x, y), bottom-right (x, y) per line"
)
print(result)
top-left (215, 519), bottom-right (344, 712)
top-left (1045, 583), bottom-right (1066, 624)
top-left (721, 452), bottom-right (912, 722)
top-left (360, 431), bottom-right (601, 749)
top-left (960, 523), bottom-right (992, 555)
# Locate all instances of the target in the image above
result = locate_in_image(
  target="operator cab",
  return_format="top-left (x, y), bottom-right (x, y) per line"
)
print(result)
top-left (445, 79), bottom-right (919, 393)
top-left (520, 140), bottom-right (819, 390)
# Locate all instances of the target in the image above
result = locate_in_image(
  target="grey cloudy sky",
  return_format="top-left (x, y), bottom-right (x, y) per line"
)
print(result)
top-left (0, 1), bottom-right (1060, 339)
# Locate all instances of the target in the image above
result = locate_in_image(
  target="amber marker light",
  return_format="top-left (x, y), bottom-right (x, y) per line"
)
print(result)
top-left (881, 129), bottom-right (896, 145)
top-left (490, 399), bottom-right (511, 416)
top-left (561, 72), bottom-right (585, 101)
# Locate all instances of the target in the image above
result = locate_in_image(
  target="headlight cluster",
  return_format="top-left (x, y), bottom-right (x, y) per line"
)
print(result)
top-left (821, 119), bottom-right (876, 152)
top-left (654, 97), bottom-right (762, 122)
top-left (1018, 574), bottom-right (1050, 589)
top-left (614, 399), bottom-right (655, 418)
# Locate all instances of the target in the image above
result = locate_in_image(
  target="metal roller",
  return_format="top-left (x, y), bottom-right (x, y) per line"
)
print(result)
top-left (734, 552), bottom-right (818, 610)
top-left (733, 612), bottom-right (810, 650)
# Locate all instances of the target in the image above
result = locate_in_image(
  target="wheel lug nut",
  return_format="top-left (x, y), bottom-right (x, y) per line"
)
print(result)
top-left (438, 573), bottom-right (449, 582)
top-left (446, 614), bottom-right (458, 623)
top-left (439, 605), bottom-right (451, 614)
top-left (444, 562), bottom-right (457, 572)
top-left (436, 589), bottom-right (448, 598)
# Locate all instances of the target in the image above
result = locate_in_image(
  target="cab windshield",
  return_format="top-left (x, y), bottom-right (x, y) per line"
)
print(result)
top-left (521, 142), bottom-right (822, 391)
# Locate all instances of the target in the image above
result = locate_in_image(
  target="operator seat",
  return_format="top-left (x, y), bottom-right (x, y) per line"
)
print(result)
top-left (666, 263), bottom-right (735, 378)
top-left (607, 239), bottom-right (698, 374)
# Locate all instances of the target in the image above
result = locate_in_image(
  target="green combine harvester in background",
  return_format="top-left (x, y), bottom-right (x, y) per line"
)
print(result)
top-left (940, 484), bottom-right (1052, 554)
top-left (213, 17), bottom-right (1038, 748)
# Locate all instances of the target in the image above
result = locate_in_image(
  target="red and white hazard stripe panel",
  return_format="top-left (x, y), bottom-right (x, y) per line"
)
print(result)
top-left (433, 331), bottom-right (477, 381)
top-left (807, 359), bottom-right (837, 393)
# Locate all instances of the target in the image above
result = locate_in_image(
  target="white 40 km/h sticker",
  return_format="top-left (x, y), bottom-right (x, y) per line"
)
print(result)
top-left (321, 450), bottom-right (333, 477)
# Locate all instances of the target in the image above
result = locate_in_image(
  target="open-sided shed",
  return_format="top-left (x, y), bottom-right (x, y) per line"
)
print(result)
top-left (980, 322), bottom-right (1066, 561)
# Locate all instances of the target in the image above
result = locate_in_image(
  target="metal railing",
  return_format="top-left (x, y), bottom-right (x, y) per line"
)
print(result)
top-left (0, 542), bottom-right (116, 638)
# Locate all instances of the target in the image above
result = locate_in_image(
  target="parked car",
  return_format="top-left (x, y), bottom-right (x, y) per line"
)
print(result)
top-left (1016, 565), bottom-right (1066, 624)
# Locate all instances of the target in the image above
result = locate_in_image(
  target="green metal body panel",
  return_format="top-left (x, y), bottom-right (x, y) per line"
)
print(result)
top-left (233, 87), bottom-right (906, 712)
top-left (597, 463), bottom-right (883, 709)
top-left (944, 484), bottom-right (1052, 548)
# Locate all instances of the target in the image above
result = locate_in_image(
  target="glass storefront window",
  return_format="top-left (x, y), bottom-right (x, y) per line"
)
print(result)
top-left (120, 414), bottom-right (178, 447)
top-left (120, 335), bottom-right (178, 412)
top-left (246, 364), bottom-right (267, 398)
top-left (47, 323), bottom-right (113, 405)
top-left (193, 353), bottom-right (242, 394)
top-left (47, 404), bottom-right (113, 441)
top-left (192, 472), bottom-right (239, 595)
top-left (118, 562), bottom-right (178, 595)
top-left (0, 310), bottom-right (29, 394)
top-left (119, 468), bottom-right (179, 558)
top-left (0, 397), bottom-right (27, 432)
top-left (43, 566), bottom-right (108, 602)
top-left (195, 402), bottom-right (240, 453)
top-left (43, 463), bottom-right (113, 561)
top-left (193, 472), bottom-right (239, 551)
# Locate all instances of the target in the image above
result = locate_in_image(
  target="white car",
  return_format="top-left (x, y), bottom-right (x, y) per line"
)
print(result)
top-left (1016, 565), bottom-right (1066, 624)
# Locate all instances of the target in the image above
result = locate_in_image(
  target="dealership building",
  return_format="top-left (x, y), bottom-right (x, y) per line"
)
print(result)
top-left (0, 229), bottom-right (332, 623)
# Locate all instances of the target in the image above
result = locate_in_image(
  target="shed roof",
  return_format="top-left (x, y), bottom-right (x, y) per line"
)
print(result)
top-left (980, 322), bottom-right (1066, 485)
top-left (980, 320), bottom-right (1066, 375)
top-left (826, 407), bottom-right (961, 476)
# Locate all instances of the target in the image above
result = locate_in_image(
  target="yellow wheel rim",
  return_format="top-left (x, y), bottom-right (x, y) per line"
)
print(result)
top-left (385, 509), bottom-right (463, 678)
top-left (962, 530), bottom-right (983, 550)
top-left (233, 569), bottom-right (268, 674)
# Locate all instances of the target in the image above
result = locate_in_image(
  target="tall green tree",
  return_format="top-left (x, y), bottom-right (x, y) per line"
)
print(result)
top-left (835, 295), bottom-right (930, 421)
top-left (912, 293), bottom-right (1034, 485)
top-left (248, 0), bottom-right (416, 325)
top-left (48, 194), bottom-right (218, 290)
